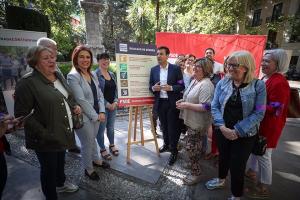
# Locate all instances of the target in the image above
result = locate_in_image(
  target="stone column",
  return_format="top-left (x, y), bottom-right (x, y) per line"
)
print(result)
top-left (81, 0), bottom-right (107, 59)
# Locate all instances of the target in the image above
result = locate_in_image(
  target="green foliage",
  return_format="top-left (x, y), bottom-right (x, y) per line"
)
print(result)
top-left (127, 0), bottom-right (247, 42)
top-left (102, 0), bottom-right (134, 57)
top-left (2, 0), bottom-right (82, 61)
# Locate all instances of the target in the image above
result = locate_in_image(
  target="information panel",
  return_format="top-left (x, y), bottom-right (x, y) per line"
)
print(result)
top-left (115, 42), bottom-right (157, 107)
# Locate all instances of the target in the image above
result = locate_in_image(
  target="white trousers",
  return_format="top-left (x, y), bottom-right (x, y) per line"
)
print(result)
top-left (247, 148), bottom-right (273, 185)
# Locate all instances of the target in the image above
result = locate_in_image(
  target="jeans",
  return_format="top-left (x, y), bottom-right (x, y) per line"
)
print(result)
top-left (0, 153), bottom-right (7, 200)
top-left (35, 151), bottom-right (66, 200)
top-left (97, 108), bottom-right (116, 150)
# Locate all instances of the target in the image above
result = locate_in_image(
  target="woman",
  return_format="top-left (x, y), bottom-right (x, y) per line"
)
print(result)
top-left (205, 51), bottom-right (266, 200)
top-left (14, 46), bottom-right (81, 200)
top-left (184, 54), bottom-right (196, 76)
top-left (246, 49), bottom-right (290, 199)
top-left (176, 56), bottom-right (191, 90)
top-left (94, 53), bottom-right (119, 160)
top-left (176, 58), bottom-right (214, 185)
top-left (67, 46), bottom-right (110, 181)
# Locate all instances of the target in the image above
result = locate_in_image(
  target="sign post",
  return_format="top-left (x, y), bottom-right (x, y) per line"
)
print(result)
top-left (115, 42), bottom-right (159, 163)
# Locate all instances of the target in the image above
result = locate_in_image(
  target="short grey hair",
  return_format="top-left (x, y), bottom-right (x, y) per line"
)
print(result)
top-left (264, 49), bottom-right (289, 74)
top-left (37, 37), bottom-right (57, 47)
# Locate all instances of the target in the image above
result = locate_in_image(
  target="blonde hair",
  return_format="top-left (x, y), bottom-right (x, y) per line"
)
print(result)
top-left (228, 50), bottom-right (256, 83)
top-left (264, 49), bottom-right (289, 74)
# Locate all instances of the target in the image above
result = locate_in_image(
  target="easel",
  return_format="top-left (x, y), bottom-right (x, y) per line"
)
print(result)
top-left (126, 105), bottom-right (160, 163)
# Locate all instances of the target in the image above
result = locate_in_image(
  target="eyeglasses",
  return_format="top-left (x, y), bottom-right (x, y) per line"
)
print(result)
top-left (227, 63), bottom-right (241, 69)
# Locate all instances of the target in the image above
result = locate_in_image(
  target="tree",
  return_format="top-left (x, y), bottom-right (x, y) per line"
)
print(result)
top-left (102, 0), bottom-right (134, 57)
top-left (127, 0), bottom-right (248, 43)
top-left (0, 0), bottom-right (82, 60)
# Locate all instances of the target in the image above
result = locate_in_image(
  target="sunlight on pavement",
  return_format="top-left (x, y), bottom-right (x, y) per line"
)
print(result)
top-left (275, 171), bottom-right (300, 183)
top-left (284, 141), bottom-right (300, 156)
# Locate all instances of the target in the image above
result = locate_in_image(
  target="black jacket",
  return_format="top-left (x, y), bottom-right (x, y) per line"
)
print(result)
top-left (14, 70), bottom-right (78, 151)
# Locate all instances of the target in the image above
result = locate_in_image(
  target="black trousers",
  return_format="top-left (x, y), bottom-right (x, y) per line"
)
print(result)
top-left (216, 129), bottom-right (256, 197)
top-left (35, 151), bottom-right (66, 200)
top-left (158, 99), bottom-right (181, 154)
top-left (0, 152), bottom-right (7, 200)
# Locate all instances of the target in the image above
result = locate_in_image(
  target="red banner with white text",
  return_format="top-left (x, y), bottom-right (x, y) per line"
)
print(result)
top-left (156, 32), bottom-right (267, 76)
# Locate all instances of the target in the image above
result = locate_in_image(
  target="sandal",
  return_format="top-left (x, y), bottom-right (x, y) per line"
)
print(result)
top-left (100, 149), bottom-right (112, 160)
top-left (109, 144), bottom-right (119, 156)
top-left (245, 170), bottom-right (257, 183)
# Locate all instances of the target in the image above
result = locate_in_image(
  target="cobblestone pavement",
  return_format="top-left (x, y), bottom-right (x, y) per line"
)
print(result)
top-left (3, 117), bottom-right (300, 200)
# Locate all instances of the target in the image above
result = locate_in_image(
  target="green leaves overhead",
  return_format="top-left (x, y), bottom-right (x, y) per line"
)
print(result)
top-left (127, 0), bottom-right (247, 42)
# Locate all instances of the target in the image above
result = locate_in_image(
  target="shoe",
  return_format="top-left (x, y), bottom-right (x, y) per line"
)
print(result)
top-left (68, 147), bottom-right (81, 154)
top-left (168, 153), bottom-right (177, 165)
top-left (205, 178), bottom-right (225, 190)
top-left (109, 144), bottom-right (119, 156)
top-left (84, 169), bottom-right (100, 181)
top-left (183, 175), bottom-right (202, 185)
top-left (159, 145), bottom-right (169, 153)
top-left (100, 149), bottom-right (112, 160)
top-left (56, 182), bottom-right (79, 193)
top-left (92, 161), bottom-right (110, 169)
top-left (227, 195), bottom-right (240, 200)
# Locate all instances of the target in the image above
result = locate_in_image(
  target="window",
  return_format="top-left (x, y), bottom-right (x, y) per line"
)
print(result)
top-left (266, 30), bottom-right (278, 49)
top-left (290, 56), bottom-right (299, 66)
top-left (272, 3), bottom-right (283, 21)
top-left (252, 9), bottom-right (262, 26)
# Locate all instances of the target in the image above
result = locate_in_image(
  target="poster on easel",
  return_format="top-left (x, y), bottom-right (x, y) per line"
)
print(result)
top-left (0, 28), bottom-right (46, 115)
top-left (115, 42), bottom-right (157, 107)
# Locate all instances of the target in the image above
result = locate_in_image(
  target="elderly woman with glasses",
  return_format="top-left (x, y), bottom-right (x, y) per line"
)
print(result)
top-left (246, 49), bottom-right (290, 199)
top-left (205, 51), bottom-right (266, 200)
top-left (176, 58), bottom-right (214, 185)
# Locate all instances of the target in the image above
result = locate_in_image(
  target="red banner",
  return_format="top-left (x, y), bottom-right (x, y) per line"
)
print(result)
top-left (156, 32), bottom-right (267, 76)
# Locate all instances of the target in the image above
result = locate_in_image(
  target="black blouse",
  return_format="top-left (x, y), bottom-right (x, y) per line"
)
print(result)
top-left (104, 75), bottom-right (116, 104)
top-left (89, 79), bottom-right (99, 114)
top-left (223, 82), bottom-right (248, 129)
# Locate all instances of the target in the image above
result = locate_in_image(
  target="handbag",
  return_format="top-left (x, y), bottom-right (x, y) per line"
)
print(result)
top-left (72, 113), bottom-right (84, 129)
top-left (252, 134), bottom-right (267, 156)
top-left (62, 96), bottom-right (84, 130)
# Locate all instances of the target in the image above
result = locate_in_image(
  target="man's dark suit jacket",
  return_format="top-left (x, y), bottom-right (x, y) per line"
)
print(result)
top-left (149, 63), bottom-right (185, 112)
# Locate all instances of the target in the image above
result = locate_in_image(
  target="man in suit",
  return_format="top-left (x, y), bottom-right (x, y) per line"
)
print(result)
top-left (149, 46), bottom-right (184, 165)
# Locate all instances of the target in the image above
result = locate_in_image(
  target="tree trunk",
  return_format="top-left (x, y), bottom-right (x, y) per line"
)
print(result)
top-left (236, 0), bottom-right (248, 34)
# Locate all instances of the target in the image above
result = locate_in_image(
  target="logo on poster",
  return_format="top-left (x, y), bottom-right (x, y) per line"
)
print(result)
top-left (119, 43), bottom-right (128, 52)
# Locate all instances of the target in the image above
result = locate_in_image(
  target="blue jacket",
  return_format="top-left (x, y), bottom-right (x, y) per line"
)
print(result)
top-left (211, 77), bottom-right (266, 137)
top-left (149, 63), bottom-right (184, 112)
top-left (94, 68), bottom-right (118, 107)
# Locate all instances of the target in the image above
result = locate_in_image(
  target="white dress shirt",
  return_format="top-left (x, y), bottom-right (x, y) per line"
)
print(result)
top-left (160, 63), bottom-right (169, 98)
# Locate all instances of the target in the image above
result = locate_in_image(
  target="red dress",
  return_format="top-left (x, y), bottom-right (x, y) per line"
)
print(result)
top-left (259, 73), bottom-right (290, 148)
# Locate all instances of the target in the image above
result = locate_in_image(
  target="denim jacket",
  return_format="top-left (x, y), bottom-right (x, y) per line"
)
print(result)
top-left (94, 68), bottom-right (118, 107)
top-left (211, 77), bottom-right (266, 137)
